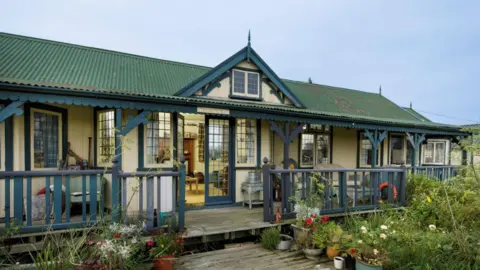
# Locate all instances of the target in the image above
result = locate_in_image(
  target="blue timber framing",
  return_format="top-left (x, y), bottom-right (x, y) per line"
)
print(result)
top-left (406, 132), bottom-right (426, 169)
top-left (120, 110), bottom-right (152, 136)
top-left (364, 129), bottom-right (388, 168)
top-left (174, 47), bottom-right (305, 108)
top-left (202, 71), bottom-right (230, 96)
top-left (0, 100), bottom-right (24, 123)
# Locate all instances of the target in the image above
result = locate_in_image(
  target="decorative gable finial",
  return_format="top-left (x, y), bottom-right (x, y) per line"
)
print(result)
top-left (308, 77), bottom-right (312, 84)
top-left (247, 29), bottom-right (251, 63)
top-left (410, 101), bottom-right (412, 109)
top-left (379, 85), bottom-right (382, 95)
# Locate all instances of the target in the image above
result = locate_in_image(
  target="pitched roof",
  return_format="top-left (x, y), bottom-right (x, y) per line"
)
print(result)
top-left (401, 107), bottom-right (431, 122)
top-left (0, 32), bottom-right (460, 130)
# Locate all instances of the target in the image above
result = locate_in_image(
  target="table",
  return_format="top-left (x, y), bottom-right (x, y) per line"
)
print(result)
top-left (186, 177), bottom-right (199, 194)
top-left (241, 182), bottom-right (263, 209)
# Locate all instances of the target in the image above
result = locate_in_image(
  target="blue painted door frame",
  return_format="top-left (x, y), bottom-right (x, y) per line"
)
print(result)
top-left (204, 116), bottom-right (236, 205)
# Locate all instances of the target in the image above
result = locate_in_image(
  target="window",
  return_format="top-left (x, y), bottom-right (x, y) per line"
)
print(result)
top-left (145, 112), bottom-right (172, 166)
top-left (32, 109), bottom-right (61, 169)
top-left (97, 110), bottom-right (115, 165)
top-left (232, 69), bottom-right (260, 98)
top-left (236, 119), bottom-right (256, 165)
top-left (359, 132), bottom-right (380, 167)
top-left (0, 104), bottom-right (4, 170)
top-left (390, 135), bottom-right (405, 165)
top-left (423, 140), bottom-right (447, 165)
top-left (300, 125), bottom-right (331, 167)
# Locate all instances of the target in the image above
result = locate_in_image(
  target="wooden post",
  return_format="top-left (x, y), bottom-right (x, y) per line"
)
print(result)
top-left (111, 156), bottom-right (120, 222)
top-left (400, 166), bottom-right (407, 206)
top-left (178, 156), bottom-right (186, 232)
top-left (263, 157), bottom-right (272, 222)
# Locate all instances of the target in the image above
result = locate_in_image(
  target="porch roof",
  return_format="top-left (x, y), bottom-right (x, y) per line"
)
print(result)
top-left (0, 32), bottom-right (465, 134)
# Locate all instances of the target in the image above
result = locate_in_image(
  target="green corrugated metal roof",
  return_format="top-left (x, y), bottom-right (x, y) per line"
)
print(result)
top-left (401, 107), bottom-right (431, 122)
top-left (0, 32), bottom-right (461, 130)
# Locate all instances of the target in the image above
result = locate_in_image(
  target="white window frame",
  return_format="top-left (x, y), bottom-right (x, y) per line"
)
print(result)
top-left (300, 125), bottom-right (332, 167)
top-left (30, 108), bottom-right (63, 171)
top-left (422, 140), bottom-right (448, 165)
top-left (144, 112), bottom-right (173, 168)
top-left (235, 118), bottom-right (257, 167)
top-left (232, 69), bottom-right (260, 99)
top-left (96, 109), bottom-right (115, 168)
top-left (359, 132), bottom-right (380, 168)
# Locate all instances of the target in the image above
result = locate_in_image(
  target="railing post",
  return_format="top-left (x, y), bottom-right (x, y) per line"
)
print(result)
top-left (111, 156), bottom-right (120, 222)
top-left (262, 157), bottom-right (272, 222)
top-left (400, 166), bottom-right (407, 206)
top-left (178, 156), bottom-right (186, 232)
top-left (339, 171), bottom-right (347, 212)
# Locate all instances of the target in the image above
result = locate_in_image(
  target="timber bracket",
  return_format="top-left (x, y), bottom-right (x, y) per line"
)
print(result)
top-left (119, 110), bottom-right (152, 136)
top-left (0, 101), bottom-right (25, 123)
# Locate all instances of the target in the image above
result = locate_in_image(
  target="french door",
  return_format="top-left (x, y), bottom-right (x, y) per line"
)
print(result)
top-left (205, 117), bottom-right (234, 205)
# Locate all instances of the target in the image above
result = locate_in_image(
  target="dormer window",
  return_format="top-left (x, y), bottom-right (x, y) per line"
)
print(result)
top-left (232, 69), bottom-right (260, 99)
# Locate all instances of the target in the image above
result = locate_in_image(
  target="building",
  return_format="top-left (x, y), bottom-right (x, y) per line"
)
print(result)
top-left (0, 33), bottom-right (469, 233)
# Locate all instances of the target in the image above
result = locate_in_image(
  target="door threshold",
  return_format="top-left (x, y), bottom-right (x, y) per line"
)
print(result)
top-left (186, 202), bottom-right (242, 211)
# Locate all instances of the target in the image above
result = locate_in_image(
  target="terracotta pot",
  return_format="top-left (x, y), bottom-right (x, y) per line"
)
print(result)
top-left (326, 246), bottom-right (340, 259)
top-left (355, 260), bottom-right (383, 270)
top-left (154, 254), bottom-right (175, 270)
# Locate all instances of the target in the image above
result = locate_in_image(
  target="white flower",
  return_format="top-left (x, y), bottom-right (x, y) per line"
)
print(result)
top-left (429, 224), bottom-right (437, 231)
top-left (357, 240), bottom-right (363, 244)
top-left (380, 225), bottom-right (388, 230)
top-left (373, 249), bottom-right (379, 255)
top-left (360, 226), bottom-right (367, 233)
top-left (390, 221), bottom-right (394, 224)
top-left (131, 237), bottom-right (137, 244)
top-left (380, 233), bottom-right (387, 239)
top-left (392, 230), bottom-right (396, 234)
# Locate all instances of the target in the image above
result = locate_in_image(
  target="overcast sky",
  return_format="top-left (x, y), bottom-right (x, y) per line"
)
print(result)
top-left (2, 0), bottom-right (479, 125)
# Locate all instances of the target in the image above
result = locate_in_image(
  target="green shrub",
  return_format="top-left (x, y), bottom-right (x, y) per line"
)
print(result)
top-left (261, 227), bottom-right (280, 250)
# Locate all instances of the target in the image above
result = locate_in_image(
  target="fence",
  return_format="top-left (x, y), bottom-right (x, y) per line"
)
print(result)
top-left (262, 158), bottom-right (407, 222)
top-left (413, 165), bottom-right (461, 181)
top-left (0, 157), bottom-right (186, 233)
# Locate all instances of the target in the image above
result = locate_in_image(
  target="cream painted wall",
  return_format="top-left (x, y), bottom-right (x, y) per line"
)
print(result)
top-left (332, 127), bottom-right (358, 168)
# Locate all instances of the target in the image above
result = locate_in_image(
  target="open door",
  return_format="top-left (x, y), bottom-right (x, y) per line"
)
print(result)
top-left (205, 117), bottom-right (234, 205)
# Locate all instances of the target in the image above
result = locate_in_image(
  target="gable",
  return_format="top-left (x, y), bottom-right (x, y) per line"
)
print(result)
top-left (175, 46), bottom-right (304, 107)
top-left (193, 60), bottom-right (294, 105)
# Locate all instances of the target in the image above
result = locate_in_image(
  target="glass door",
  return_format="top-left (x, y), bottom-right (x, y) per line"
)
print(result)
top-left (205, 117), bottom-right (234, 204)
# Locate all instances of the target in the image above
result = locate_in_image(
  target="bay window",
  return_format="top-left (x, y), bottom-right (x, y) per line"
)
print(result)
top-left (300, 125), bottom-right (331, 167)
top-left (236, 119), bottom-right (256, 165)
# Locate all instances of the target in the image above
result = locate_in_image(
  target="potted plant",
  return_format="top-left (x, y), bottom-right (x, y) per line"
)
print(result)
top-left (325, 222), bottom-right (344, 259)
top-left (260, 227), bottom-right (280, 250)
top-left (148, 231), bottom-right (185, 270)
top-left (297, 228), bottom-right (324, 261)
top-left (347, 224), bottom-right (389, 270)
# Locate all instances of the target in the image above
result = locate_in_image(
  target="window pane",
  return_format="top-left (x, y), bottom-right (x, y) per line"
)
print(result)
top-left (424, 143), bottom-right (434, 163)
top-left (233, 71), bottom-right (245, 94)
top-left (390, 135), bottom-right (405, 165)
top-left (236, 119), bottom-right (256, 164)
top-left (301, 134), bottom-right (314, 166)
top-left (247, 73), bottom-right (259, 95)
top-left (98, 110), bottom-right (115, 164)
top-left (435, 142), bottom-right (446, 164)
top-left (34, 112), bottom-right (59, 168)
top-left (406, 141), bottom-right (414, 165)
top-left (360, 134), bottom-right (379, 166)
top-left (316, 134), bottom-right (330, 164)
top-left (146, 112), bottom-right (171, 165)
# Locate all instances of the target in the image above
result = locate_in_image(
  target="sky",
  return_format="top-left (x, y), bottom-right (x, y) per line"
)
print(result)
top-left (2, 0), bottom-right (479, 125)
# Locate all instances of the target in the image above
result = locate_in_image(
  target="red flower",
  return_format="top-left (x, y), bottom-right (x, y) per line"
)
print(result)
top-left (306, 218), bottom-right (313, 225)
top-left (311, 214), bottom-right (316, 218)
top-left (322, 215), bottom-right (329, 221)
top-left (147, 240), bottom-right (154, 248)
top-left (349, 248), bottom-right (356, 255)
top-left (114, 233), bottom-right (121, 239)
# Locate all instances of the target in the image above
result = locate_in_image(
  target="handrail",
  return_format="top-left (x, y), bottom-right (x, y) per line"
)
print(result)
top-left (0, 170), bottom-right (109, 178)
top-left (118, 171), bottom-right (180, 178)
top-left (270, 168), bottom-right (405, 173)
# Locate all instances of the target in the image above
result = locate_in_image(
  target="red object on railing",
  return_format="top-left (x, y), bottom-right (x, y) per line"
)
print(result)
top-left (379, 182), bottom-right (398, 199)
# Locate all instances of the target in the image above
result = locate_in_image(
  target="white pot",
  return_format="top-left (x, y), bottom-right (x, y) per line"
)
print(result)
top-left (334, 256), bottom-right (345, 269)
top-left (276, 234), bottom-right (293, 251)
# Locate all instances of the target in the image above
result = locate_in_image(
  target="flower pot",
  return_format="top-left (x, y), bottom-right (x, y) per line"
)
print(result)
top-left (355, 260), bottom-right (382, 270)
top-left (303, 248), bottom-right (323, 261)
top-left (291, 224), bottom-right (310, 241)
top-left (326, 246), bottom-right (340, 259)
top-left (334, 256), bottom-right (345, 269)
top-left (344, 255), bottom-right (356, 270)
top-left (154, 254), bottom-right (175, 270)
top-left (276, 234), bottom-right (293, 251)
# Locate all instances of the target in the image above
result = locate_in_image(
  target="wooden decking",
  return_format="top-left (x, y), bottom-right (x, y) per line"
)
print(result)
top-left (184, 206), bottom-right (278, 239)
top-left (175, 244), bottom-right (334, 270)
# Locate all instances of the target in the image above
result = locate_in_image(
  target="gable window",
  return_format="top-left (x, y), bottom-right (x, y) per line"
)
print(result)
top-left (145, 112), bottom-right (172, 166)
top-left (300, 125), bottom-right (331, 167)
top-left (97, 110), bottom-right (115, 166)
top-left (359, 132), bottom-right (380, 167)
top-left (232, 69), bottom-right (260, 98)
top-left (423, 140), bottom-right (447, 165)
top-left (32, 109), bottom-right (62, 169)
top-left (236, 119), bottom-right (256, 165)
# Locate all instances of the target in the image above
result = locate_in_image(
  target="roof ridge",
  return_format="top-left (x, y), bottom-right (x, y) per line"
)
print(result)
top-left (282, 78), bottom-right (380, 95)
top-left (0, 32), bottom-right (212, 71)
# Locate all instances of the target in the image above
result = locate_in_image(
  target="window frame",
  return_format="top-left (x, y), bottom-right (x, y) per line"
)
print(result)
top-left (231, 69), bottom-right (261, 99)
top-left (143, 112), bottom-right (174, 168)
top-left (0, 104), bottom-right (4, 171)
top-left (422, 139), bottom-right (448, 165)
top-left (235, 118), bottom-right (257, 167)
top-left (30, 108), bottom-right (64, 171)
top-left (358, 131), bottom-right (382, 168)
top-left (388, 134), bottom-right (406, 165)
top-left (95, 109), bottom-right (116, 168)
top-left (299, 125), bottom-right (332, 168)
